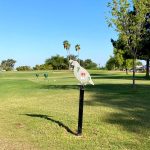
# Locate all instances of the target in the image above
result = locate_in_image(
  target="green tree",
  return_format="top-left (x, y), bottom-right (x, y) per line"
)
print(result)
top-left (113, 48), bottom-right (124, 69)
top-left (123, 59), bottom-right (133, 74)
top-left (107, 0), bottom-right (150, 87)
top-left (45, 55), bottom-right (68, 70)
top-left (83, 59), bottom-right (97, 69)
top-left (1, 59), bottom-right (16, 71)
top-left (33, 65), bottom-right (41, 70)
top-left (106, 56), bottom-right (116, 70)
top-left (16, 66), bottom-right (32, 71)
top-left (63, 40), bottom-right (71, 51)
top-left (110, 12), bottom-right (150, 77)
top-left (63, 40), bottom-right (71, 69)
top-left (106, 55), bottom-right (140, 72)
top-left (111, 38), bottom-right (133, 74)
top-left (33, 64), bottom-right (52, 70)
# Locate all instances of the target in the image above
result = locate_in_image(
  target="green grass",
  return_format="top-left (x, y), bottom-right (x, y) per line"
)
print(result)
top-left (0, 70), bottom-right (150, 150)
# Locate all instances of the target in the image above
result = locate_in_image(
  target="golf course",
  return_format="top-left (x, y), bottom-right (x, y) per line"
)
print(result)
top-left (0, 70), bottom-right (149, 150)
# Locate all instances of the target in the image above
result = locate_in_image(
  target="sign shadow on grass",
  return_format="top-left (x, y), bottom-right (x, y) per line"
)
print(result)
top-left (25, 114), bottom-right (77, 136)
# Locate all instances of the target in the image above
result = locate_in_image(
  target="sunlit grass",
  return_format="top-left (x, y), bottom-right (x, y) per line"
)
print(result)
top-left (0, 70), bottom-right (150, 149)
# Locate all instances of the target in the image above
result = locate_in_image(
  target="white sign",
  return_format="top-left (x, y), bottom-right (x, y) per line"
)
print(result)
top-left (69, 60), bottom-right (94, 85)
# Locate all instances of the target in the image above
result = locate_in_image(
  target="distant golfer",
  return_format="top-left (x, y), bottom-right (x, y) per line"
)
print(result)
top-left (69, 60), bottom-right (94, 85)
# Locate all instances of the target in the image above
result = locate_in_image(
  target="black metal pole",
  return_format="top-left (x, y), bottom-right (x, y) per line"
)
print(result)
top-left (77, 85), bottom-right (84, 135)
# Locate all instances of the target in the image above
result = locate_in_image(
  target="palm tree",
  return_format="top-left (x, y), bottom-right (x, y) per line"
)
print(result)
top-left (63, 40), bottom-right (71, 56)
top-left (63, 40), bottom-right (71, 69)
top-left (75, 44), bottom-right (80, 64)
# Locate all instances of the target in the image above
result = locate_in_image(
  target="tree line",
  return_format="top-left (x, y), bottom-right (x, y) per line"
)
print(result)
top-left (0, 55), bottom-right (97, 71)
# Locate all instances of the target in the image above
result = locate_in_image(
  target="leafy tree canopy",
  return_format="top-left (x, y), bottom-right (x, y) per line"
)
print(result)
top-left (0, 59), bottom-right (16, 71)
top-left (16, 66), bottom-right (32, 71)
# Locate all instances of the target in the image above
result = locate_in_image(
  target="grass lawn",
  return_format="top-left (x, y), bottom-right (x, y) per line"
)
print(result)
top-left (0, 70), bottom-right (150, 150)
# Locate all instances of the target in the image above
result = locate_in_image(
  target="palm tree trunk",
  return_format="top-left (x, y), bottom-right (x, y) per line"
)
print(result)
top-left (67, 50), bottom-right (70, 70)
top-left (78, 51), bottom-right (80, 65)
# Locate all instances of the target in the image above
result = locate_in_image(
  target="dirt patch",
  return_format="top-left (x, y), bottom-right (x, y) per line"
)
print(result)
top-left (14, 123), bottom-right (25, 128)
top-left (0, 138), bottom-right (38, 150)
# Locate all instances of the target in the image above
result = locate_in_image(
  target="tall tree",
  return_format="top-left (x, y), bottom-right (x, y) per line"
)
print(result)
top-left (75, 44), bottom-right (81, 64)
top-left (107, 0), bottom-right (150, 87)
top-left (138, 12), bottom-right (150, 78)
top-left (63, 40), bottom-right (71, 52)
top-left (63, 40), bottom-right (71, 69)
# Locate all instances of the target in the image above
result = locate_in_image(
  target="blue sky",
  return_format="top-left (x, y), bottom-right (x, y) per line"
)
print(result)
top-left (0, 0), bottom-right (117, 67)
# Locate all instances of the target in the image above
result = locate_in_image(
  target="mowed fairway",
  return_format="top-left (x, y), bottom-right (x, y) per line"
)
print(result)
top-left (0, 70), bottom-right (150, 150)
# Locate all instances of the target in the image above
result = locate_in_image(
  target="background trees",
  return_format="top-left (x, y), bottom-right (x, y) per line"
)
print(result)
top-left (0, 55), bottom-right (97, 71)
top-left (45, 55), bottom-right (68, 70)
top-left (16, 66), bottom-right (32, 71)
top-left (106, 55), bottom-right (142, 72)
top-left (110, 38), bottom-right (133, 74)
top-left (33, 64), bottom-right (53, 70)
top-left (106, 56), bottom-right (116, 70)
top-left (75, 44), bottom-right (81, 64)
top-left (0, 59), bottom-right (16, 71)
top-left (83, 59), bottom-right (97, 69)
top-left (107, 0), bottom-right (150, 86)
top-left (44, 55), bottom-right (97, 70)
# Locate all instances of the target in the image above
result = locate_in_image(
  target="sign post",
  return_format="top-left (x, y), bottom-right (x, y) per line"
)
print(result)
top-left (77, 85), bottom-right (84, 135)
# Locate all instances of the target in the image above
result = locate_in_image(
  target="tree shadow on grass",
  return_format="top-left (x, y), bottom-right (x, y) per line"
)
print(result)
top-left (91, 73), bottom-right (150, 80)
top-left (39, 84), bottom-right (78, 90)
top-left (25, 114), bottom-right (77, 136)
top-left (85, 84), bottom-right (150, 135)
top-left (38, 83), bottom-right (96, 91)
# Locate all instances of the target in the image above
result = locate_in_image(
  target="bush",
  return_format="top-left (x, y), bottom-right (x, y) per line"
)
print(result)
top-left (16, 66), bottom-right (32, 71)
top-left (33, 64), bottom-right (53, 70)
